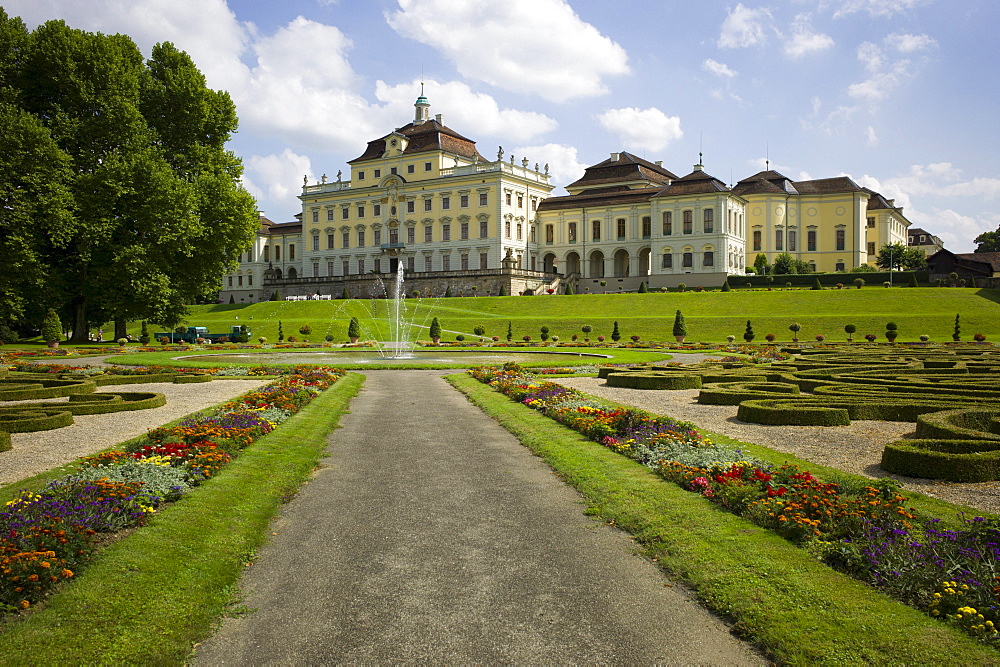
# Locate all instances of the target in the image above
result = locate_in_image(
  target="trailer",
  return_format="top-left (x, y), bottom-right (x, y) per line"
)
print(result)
top-left (154, 326), bottom-right (250, 343)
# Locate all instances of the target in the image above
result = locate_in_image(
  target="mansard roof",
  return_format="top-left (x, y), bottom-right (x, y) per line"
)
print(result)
top-left (864, 189), bottom-right (900, 210)
top-left (653, 166), bottom-right (731, 197)
top-left (565, 152), bottom-right (677, 191)
top-left (262, 221), bottom-right (302, 236)
top-left (348, 119), bottom-right (486, 163)
top-left (535, 186), bottom-right (660, 212)
top-left (732, 170), bottom-right (799, 196)
top-left (793, 176), bottom-right (864, 195)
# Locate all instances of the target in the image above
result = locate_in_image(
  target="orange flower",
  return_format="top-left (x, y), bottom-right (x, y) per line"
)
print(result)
top-left (19, 600), bottom-right (29, 609)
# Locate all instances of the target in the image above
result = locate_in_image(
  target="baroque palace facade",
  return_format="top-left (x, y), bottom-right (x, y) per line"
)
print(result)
top-left (220, 93), bottom-right (910, 302)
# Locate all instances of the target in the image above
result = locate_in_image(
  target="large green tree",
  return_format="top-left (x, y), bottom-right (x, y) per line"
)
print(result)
top-left (974, 229), bottom-right (1000, 253)
top-left (875, 242), bottom-right (926, 271)
top-left (2, 12), bottom-right (257, 341)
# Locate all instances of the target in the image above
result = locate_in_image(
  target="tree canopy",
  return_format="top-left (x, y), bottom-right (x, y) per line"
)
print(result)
top-left (875, 243), bottom-right (926, 271)
top-left (0, 10), bottom-right (258, 340)
top-left (975, 229), bottom-right (1000, 253)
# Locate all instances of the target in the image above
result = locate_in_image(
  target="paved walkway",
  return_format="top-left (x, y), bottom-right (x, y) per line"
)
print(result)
top-left (193, 370), bottom-right (763, 664)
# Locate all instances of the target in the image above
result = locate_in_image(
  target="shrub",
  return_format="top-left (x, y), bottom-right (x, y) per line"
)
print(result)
top-left (429, 317), bottom-right (442, 340)
top-left (159, 337), bottom-right (170, 345)
top-left (455, 334), bottom-right (465, 341)
top-left (41, 309), bottom-right (63, 344)
top-left (919, 334), bottom-right (930, 342)
top-left (865, 333), bottom-right (877, 342)
top-left (347, 317), bottom-right (360, 339)
top-left (638, 281), bottom-right (648, 293)
top-left (498, 285), bottom-right (508, 296)
top-left (721, 280), bottom-right (731, 292)
top-left (974, 333), bottom-right (987, 342)
top-left (765, 333), bottom-right (776, 343)
top-left (785, 282), bottom-right (792, 289)
top-left (258, 337), bottom-right (267, 344)
top-left (271, 290), bottom-right (281, 301)
top-left (325, 334), bottom-right (334, 342)
top-left (540, 326), bottom-right (550, 341)
top-left (836, 283), bottom-right (844, 289)
top-left (881, 440), bottom-right (1000, 482)
top-left (726, 335), bottom-right (736, 343)
top-left (885, 322), bottom-right (898, 341)
top-left (551, 336), bottom-right (559, 342)
top-left (845, 324), bottom-right (857, 342)
top-left (811, 278), bottom-right (823, 290)
top-left (522, 335), bottom-right (531, 342)
top-left (278, 321), bottom-right (284, 342)
top-left (139, 321), bottom-right (150, 345)
top-left (445, 286), bottom-right (453, 297)
top-left (677, 283), bottom-right (686, 292)
top-left (954, 314), bottom-right (962, 341)
top-left (884, 281), bottom-right (891, 288)
top-left (789, 323), bottom-right (802, 337)
top-left (909, 273), bottom-right (920, 287)
top-left (815, 334), bottom-right (826, 342)
top-left (565, 283), bottom-right (574, 295)
top-left (117, 337), bottom-right (128, 346)
top-left (473, 325), bottom-right (486, 337)
top-left (341, 287), bottom-right (351, 299)
top-left (492, 336), bottom-right (500, 342)
top-left (672, 310), bottom-right (687, 337)
top-left (597, 335), bottom-right (605, 342)
top-left (854, 278), bottom-right (865, 288)
top-left (288, 336), bottom-right (298, 342)
top-left (611, 321), bottom-right (621, 342)
top-left (743, 320), bottom-right (755, 342)
top-left (507, 321), bottom-right (513, 341)
top-left (299, 325), bottom-right (312, 336)
top-left (630, 335), bottom-right (640, 342)
top-left (581, 324), bottom-right (593, 335)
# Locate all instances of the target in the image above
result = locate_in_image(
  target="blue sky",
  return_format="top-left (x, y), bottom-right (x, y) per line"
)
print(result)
top-left (9, 0), bottom-right (999, 251)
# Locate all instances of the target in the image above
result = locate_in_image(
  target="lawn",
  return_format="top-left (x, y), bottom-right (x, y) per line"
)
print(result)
top-left (95, 287), bottom-right (1000, 345)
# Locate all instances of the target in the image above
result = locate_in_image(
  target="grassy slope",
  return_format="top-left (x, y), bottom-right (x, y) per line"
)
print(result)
top-left (450, 373), bottom-right (1000, 664)
top-left (120, 287), bottom-right (1000, 344)
top-left (0, 374), bottom-right (363, 664)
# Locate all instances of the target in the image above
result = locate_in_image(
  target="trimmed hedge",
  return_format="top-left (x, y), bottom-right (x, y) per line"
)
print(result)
top-left (914, 408), bottom-right (1000, 441)
top-left (697, 381), bottom-right (800, 406)
top-left (606, 372), bottom-right (703, 390)
top-left (0, 408), bottom-right (74, 433)
top-left (736, 399), bottom-right (850, 426)
top-left (14, 392), bottom-right (166, 416)
top-left (0, 377), bottom-right (95, 401)
top-left (881, 439), bottom-right (1000, 482)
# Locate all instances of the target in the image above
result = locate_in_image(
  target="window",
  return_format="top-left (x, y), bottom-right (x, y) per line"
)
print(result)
top-left (682, 252), bottom-right (693, 268)
top-left (237, 275), bottom-right (243, 286)
top-left (788, 230), bottom-right (796, 252)
top-left (642, 216), bottom-right (651, 239)
top-left (247, 248), bottom-right (253, 262)
top-left (228, 276), bottom-right (232, 287)
top-left (312, 210), bottom-right (319, 223)
top-left (327, 234), bottom-right (335, 250)
top-left (479, 192), bottom-right (488, 206)
top-left (480, 252), bottom-right (488, 269)
top-left (374, 258), bottom-right (381, 273)
top-left (425, 256), bottom-right (433, 272)
top-left (441, 196), bottom-right (450, 210)
top-left (407, 201), bottom-right (415, 213)
top-left (662, 211), bottom-right (672, 235)
top-left (807, 230), bottom-right (817, 251)
top-left (373, 229), bottom-right (381, 246)
top-left (288, 244), bottom-right (295, 260)
top-left (683, 211), bottom-right (693, 234)
top-left (662, 253), bottom-right (672, 268)
top-left (592, 219), bottom-right (601, 241)
top-left (248, 275), bottom-right (253, 286)
top-left (616, 218), bottom-right (626, 239)
top-left (545, 224), bottom-right (554, 244)
top-left (357, 230), bottom-right (365, 247)
top-left (480, 220), bottom-right (488, 238)
top-left (342, 231), bottom-right (350, 248)
top-left (505, 192), bottom-right (511, 205)
top-left (357, 206), bottom-right (365, 218)
top-left (753, 230), bottom-right (762, 252)
top-left (867, 242), bottom-right (876, 255)
top-left (531, 198), bottom-right (537, 211)
top-left (374, 169), bottom-right (381, 178)
top-left (530, 226), bottom-right (535, 243)
top-left (373, 204), bottom-right (381, 216)
top-left (312, 236), bottom-right (319, 251)
top-left (313, 262), bottom-right (319, 277)
top-left (407, 227), bottom-right (415, 244)
top-left (358, 171), bottom-right (365, 180)
top-left (389, 227), bottom-right (398, 244)
top-left (424, 199), bottom-right (432, 212)
top-left (703, 209), bottom-right (714, 233)
top-left (425, 162), bottom-right (432, 171)
top-left (442, 224), bottom-right (450, 241)
top-left (461, 253), bottom-right (469, 270)
top-left (867, 217), bottom-right (875, 228)
top-left (836, 229), bottom-right (846, 251)
top-left (505, 220), bottom-right (511, 237)
top-left (343, 259), bottom-right (349, 275)
top-left (516, 223), bottom-right (522, 240)
top-left (460, 222), bottom-right (469, 240)
top-left (358, 258), bottom-right (365, 273)
top-left (407, 256), bottom-right (415, 271)
top-left (835, 261), bottom-right (845, 272)
top-left (274, 246), bottom-right (280, 261)
top-left (390, 167), bottom-right (397, 175)
top-left (327, 209), bottom-right (334, 221)
top-left (407, 164), bottom-right (414, 174)
top-left (703, 251), bottom-right (714, 267)
top-left (775, 229), bottom-right (783, 251)
top-left (517, 194), bottom-right (523, 208)
top-left (460, 194), bottom-right (469, 208)
top-left (263, 245), bottom-right (270, 262)
top-left (327, 261), bottom-right (335, 276)
top-left (568, 222), bottom-right (577, 243)
top-left (425, 226), bottom-right (432, 242)
top-left (342, 207), bottom-right (349, 220)
top-left (442, 255), bottom-right (450, 271)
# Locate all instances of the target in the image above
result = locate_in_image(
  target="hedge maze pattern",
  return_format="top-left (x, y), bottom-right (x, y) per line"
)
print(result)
top-left (0, 368), bottom-right (208, 453)
top-left (602, 346), bottom-right (1000, 482)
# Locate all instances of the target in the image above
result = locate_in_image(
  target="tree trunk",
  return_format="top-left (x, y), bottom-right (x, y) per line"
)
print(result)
top-left (114, 320), bottom-right (127, 341)
top-left (70, 298), bottom-right (89, 343)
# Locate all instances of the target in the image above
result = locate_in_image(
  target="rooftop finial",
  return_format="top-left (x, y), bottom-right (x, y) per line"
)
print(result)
top-left (414, 80), bottom-right (430, 123)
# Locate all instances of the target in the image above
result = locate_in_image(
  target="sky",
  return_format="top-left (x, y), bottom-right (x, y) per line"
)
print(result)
top-left (8, 0), bottom-right (999, 252)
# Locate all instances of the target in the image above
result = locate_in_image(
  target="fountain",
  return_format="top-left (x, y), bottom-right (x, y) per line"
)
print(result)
top-left (383, 262), bottom-right (413, 358)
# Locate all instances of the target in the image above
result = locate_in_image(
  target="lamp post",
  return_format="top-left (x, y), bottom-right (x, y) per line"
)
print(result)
top-left (889, 244), bottom-right (894, 286)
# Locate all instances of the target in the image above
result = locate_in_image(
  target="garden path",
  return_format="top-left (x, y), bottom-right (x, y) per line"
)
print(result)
top-left (194, 369), bottom-right (764, 664)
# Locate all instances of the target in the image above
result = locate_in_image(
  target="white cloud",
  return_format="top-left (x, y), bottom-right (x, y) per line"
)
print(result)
top-left (828, 0), bottom-right (928, 18)
top-left (847, 40), bottom-right (917, 104)
top-left (718, 4), bottom-right (774, 48)
top-left (374, 79), bottom-right (557, 143)
top-left (784, 14), bottom-right (834, 58)
top-left (703, 59), bottom-right (738, 78)
top-left (242, 149), bottom-right (315, 218)
top-left (512, 144), bottom-right (588, 192)
top-left (885, 32), bottom-right (937, 53)
top-left (924, 209), bottom-right (999, 254)
top-left (386, 0), bottom-right (629, 102)
top-left (596, 107), bottom-right (682, 153)
top-left (866, 125), bottom-right (879, 146)
top-left (885, 163), bottom-right (1000, 200)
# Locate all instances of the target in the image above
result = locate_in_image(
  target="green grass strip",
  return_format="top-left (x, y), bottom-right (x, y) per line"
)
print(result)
top-left (0, 373), bottom-right (364, 664)
top-left (449, 373), bottom-right (1000, 663)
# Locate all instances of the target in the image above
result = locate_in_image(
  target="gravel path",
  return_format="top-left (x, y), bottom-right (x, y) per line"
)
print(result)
top-left (553, 378), bottom-right (1000, 516)
top-left (194, 370), bottom-right (764, 664)
top-left (0, 379), bottom-right (269, 486)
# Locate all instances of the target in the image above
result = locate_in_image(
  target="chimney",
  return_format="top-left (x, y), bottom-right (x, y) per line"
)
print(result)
top-left (435, 113), bottom-right (443, 124)
top-left (655, 160), bottom-right (663, 167)
top-left (610, 152), bottom-right (620, 161)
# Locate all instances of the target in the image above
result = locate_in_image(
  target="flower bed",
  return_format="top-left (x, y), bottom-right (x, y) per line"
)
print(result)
top-left (469, 363), bottom-right (1000, 645)
top-left (0, 365), bottom-right (344, 613)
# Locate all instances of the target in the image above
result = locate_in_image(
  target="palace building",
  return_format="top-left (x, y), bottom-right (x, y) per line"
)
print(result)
top-left (220, 93), bottom-right (915, 301)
